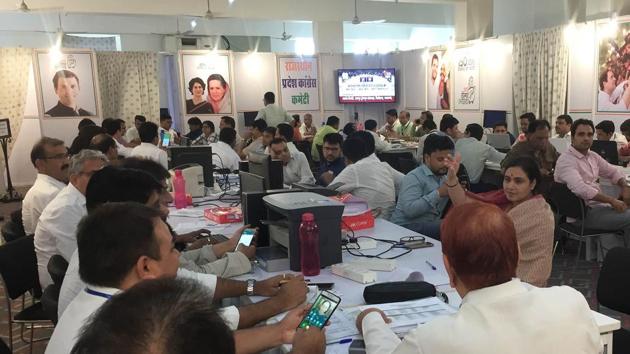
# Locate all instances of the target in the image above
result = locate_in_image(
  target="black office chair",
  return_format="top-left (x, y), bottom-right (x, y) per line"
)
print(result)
top-left (295, 140), bottom-right (313, 162)
top-left (548, 182), bottom-right (622, 264)
top-left (0, 236), bottom-right (53, 352)
top-left (397, 158), bottom-right (418, 175)
top-left (0, 339), bottom-right (10, 354)
top-left (377, 151), bottom-right (415, 173)
top-left (1, 220), bottom-right (25, 243)
top-left (597, 247), bottom-right (630, 353)
top-left (10, 209), bottom-right (25, 234)
top-left (41, 255), bottom-right (69, 324)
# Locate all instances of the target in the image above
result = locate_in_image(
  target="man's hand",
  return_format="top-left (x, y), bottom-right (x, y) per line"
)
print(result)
top-left (355, 308), bottom-right (391, 335)
top-left (445, 153), bottom-right (461, 186)
top-left (187, 238), bottom-right (211, 250)
top-left (275, 276), bottom-right (308, 311)
top-left (610, 199), bottom-right (628, 213)
top-left (292, 327), bottom-right (326, 354)
top-left (237, 243), bottom-right (257, 260)
top-left (276, 305), bottom-right (309, 344)
top-left (320, 171), bottom-right (335, 185)
top-left (622, 187), bottom-right (630, 205)
top-left (437, 183), bottom-right (449, 197)
top-left (254, 273), bottom-right (303, 297)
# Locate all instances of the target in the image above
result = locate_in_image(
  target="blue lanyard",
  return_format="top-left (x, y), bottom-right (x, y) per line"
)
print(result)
top-left (85, 288), bottom-right (114, 300)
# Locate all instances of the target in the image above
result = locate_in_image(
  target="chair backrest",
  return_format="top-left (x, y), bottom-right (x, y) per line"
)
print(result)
top-left (295, 141), bottom-right (312, 162)
top-left (9, 208), bottom-right (24, 234)
top-left (597, 247), bottom-right (630, 314)
top-left (41, 284), bottom-right (61, 325)
top-left (0, 236), bottom-right (41, 300)
top-left (377, 152), bottom-right (414, 173)
top-left (397, 158), bottom-right (417, 175)
top-left (1, 220), bottom-right (25, 243)
top-left (47, 255), bottom-right (69, 286)
top-left (548, 182), bottom-right (587, 220)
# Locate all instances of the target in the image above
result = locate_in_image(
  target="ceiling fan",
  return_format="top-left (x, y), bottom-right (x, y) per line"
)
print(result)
top-left (272, 23), bottom-right (293, 41)
top-left (186, 0), bottom-right (232, 21)
top-left (352, 0), bottom-right (386, 25)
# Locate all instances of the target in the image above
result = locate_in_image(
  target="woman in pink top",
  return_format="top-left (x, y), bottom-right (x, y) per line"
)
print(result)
top-left (445, 155), bottom-right (555, 287)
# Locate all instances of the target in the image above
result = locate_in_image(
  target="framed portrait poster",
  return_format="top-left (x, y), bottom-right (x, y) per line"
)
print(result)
top-left (34, 49), bottom-right (100, 118)
top-left (596, 19), bottom-right (630, 113)
top-left (179, 50), bottom-right (234, 116)
top-left (453, 46), bottom-right (480, 111)
top-left (426, 48), bottom-right (452, 111)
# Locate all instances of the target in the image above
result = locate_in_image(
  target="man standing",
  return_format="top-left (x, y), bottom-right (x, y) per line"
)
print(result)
top-left (34, 150), bottom-right (107, 288)
top-left (255, 92), bottom-right (292, 127)
top-left (299, 113), bottom-right (317, 142)
top-left (392, 134), bottom-right (454, 239)
top-left (317, 133), bottom-right (345, 186)
top-left (22, 138), bottom-right (69, 236)
top-left (311, 116), bottom-right (340, 162)
top-left (555, 119), bottom-right (630, 249)
top-left (455, 124), bottom-right (505, 192)
top-left (554, 114), bottom-right (572, 140)
top-left (130, 122), bottom-right (168, 169)
top-left (45, 70), bottom-right (93, 117)
top-left (269, 138), bottom-right (315, 185)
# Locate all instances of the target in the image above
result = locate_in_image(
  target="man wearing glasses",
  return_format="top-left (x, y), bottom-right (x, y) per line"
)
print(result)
top-left (22, 138), bottom-right (70, 236)
top-left (34, 149), bottom-right (107, 288)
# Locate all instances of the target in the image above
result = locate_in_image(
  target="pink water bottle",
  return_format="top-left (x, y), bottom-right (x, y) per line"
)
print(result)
top-left (173, 170), bottom-right (187, 209)
top-left (299, 213), bottom-right (320, 276)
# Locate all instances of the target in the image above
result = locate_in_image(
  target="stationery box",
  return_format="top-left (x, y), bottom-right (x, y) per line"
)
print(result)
top-left (204, 207), bottom-right (243, 224)
top-left (330, 194), bottom-right (374, 231)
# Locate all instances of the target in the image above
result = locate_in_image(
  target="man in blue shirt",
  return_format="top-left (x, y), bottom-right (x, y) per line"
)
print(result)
top-left (391, 134), bottom-right (454, 240)
top-left (317, 133), bottom-right (345, 186)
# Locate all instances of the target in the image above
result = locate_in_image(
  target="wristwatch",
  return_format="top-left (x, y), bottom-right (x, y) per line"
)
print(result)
top-left (246, 279), bottom-right (256, 296)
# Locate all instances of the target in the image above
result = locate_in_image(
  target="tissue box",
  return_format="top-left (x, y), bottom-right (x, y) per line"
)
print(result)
top-left (204, 207), bottom-right (243, 224)
top-left (330, 194), bottom-right (374, 231)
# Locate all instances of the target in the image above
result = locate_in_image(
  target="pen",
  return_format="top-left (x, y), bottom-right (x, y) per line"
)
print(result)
top-left (425, 260), bottom-right (437, 270)
top-left (337, 338), bottom-right (353, 344)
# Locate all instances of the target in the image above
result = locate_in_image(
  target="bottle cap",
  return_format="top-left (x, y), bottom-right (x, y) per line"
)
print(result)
top-left (175, 170), bottom-right (182, 177)
top-left (301, 212), bottom-right (314, 222)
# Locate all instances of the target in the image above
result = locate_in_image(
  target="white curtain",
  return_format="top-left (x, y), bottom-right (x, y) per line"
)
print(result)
top-left (0, 48), bottom-right (31, 158)
top-left (96, 52), bottom-right (160, 125)
top-left (513, 26), bottom-right (569, 124)
top-left (62, 35), bottom-right (117, 51)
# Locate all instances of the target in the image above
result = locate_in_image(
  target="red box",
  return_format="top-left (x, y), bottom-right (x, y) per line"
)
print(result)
top-left (204, 207), bottom-right (243, 224)
top-left (329, 194), bottom-right (375, 231)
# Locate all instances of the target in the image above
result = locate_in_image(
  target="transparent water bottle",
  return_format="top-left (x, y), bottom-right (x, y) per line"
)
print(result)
top-left (299, 212), bottom-right (320, 276)
top-left (173, 170), bottom-right (187, 209)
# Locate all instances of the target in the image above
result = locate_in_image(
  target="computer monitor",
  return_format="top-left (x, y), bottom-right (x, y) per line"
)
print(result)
top-left (483, 110), bottom-right (507, 129)
top-left (168, 146), bottom-right (214, 187)
top-left (486, 133), bottom-right (511, 150)
top-left (248, 152), bottom-right (284, 190)
top-left (239, 171), bottom-right (265, 194)
top-left (549, 138), bottom-right (569, 154)
top-left (243, 111), bottom-right (258, 127)
top-left (591, 140), bottom-right (619, 165)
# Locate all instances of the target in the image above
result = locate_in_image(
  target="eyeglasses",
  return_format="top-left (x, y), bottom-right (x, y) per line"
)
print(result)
top-left (400, 236), bottom-right (426, 243)
top-left (42, 153), bottom-right (69, 160)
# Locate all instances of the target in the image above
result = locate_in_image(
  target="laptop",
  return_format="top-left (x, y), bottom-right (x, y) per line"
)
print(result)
top-left (549, 138), bottom-right (570, 154)
top-left (486, 133), bottom-right (512, 150)
top-left (591, 140), bottom-right (619, 165)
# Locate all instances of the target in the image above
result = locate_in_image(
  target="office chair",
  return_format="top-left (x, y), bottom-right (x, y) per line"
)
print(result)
top-left (597, 247), bottom-right (630, 353)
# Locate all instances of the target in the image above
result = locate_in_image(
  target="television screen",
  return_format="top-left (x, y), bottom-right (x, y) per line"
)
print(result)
top-left (337, 68), bottom-right (396, 104)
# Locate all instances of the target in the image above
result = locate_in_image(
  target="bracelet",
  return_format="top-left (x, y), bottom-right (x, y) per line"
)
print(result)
top-left (446, 182), bottom-right (459, 188)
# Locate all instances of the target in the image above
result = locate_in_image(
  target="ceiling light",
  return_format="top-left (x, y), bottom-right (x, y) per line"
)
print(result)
top-left (191, 19), bottom-right (197, 29)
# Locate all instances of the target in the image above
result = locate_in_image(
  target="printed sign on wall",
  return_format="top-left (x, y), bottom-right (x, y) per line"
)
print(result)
top-left (453, 46), bottom-right (480, 110)
top-left (278, 56), bottom-right (320, 111)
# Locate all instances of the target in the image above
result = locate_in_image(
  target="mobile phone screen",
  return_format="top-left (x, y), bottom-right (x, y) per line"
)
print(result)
top-left (298, 291), bottom-right (340, 329)
top-left (234, 229), bottom-right (255, 251)
top-left (161, 132), bottom-right (171, 147)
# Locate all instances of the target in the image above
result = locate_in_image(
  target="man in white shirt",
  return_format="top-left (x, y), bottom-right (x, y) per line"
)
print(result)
top-left (158, 115), bottom-right (180, 146)
top-left (427, 53), bottom-right (441, 109)
top-left (416, 119), bottom-right (439, 159)
top-left (269, 138), bottom-right (315, 185)
top-left (102, 118), bottom-right (133, 157)
top-left (276, 123), bottom-right (301, 155)
top-left (299, 113), bottom-right (317, 142)
top-left (365, 119), bottom-right (391, 153)
top-left (219, 116), bottom-right (245, 154)
top-left (377, 109), bottom-right (399, 138)
top-left (598, 69), bottom-right (630, 111)
top-left (129, 121), bottom-right (168, 169)
top-left (211, 127), bottom-right (242, 172)
top-left (241, 119), bottom-right (267, 159)
top-left (34, 150), bottom-right (106, 288)
top-left (255, 91), bottom-right (292, 128)
top-left (88, 134), bottom-right (118, 163)
top-left (330, 132), bottom-right (403, 220)
top-left (124, 114), bottom-right (145, 144)
top-left (455, 124), bottom-right (505, 191)
top-left (47, 202), bottom-right (309, 354)
top-left (595, 119), bottom-right (628, 148)
top-left (357, 202), bottom-right (602, 354)
top-left (22, 137), bottom-right (69, 236)
top-left (553, 114), bottom-right (572, 140)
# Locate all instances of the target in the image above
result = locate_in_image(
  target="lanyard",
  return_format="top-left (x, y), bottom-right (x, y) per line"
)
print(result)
top-left (85, 288), bottom-right (114, 300)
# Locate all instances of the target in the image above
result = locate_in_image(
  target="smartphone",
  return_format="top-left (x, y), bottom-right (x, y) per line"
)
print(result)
top-left (405, 241), bottom-right (434, 249)
top-left (234, 228), bottom-right (255, 251)
top-left (298, 291), bottom-right (341, 329)
top-left (161, 132), bottom-right (171, 147)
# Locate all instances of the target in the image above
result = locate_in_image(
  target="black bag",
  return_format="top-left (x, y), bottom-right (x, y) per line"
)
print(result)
top-left (363, 281), bottom-right (436, 305)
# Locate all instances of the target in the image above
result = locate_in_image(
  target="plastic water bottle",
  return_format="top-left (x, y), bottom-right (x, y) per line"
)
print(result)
top-left (299, 213), bottom-right (320, 276)
top-left (173, 170), bottom-right (187, 209)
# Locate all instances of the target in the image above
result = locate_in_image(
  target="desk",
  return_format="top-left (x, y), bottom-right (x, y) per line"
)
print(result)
top-left (168, 198), bottom-right (619, 353)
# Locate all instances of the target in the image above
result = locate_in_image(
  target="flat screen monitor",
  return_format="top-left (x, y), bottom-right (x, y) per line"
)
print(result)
top-left (483, 110), bottom-right (507, 129)
top-left (591, 140), bottom-right (619, 165)
top-left (168, 146), bottom-right (213, 187)
top-left (239, 171), bottom-right (265, 194)
top-left (337, 68), bottom-right (396, 104)
top-left (248, 152), bottom-right (284, 190)
top-left (243, 111), bottom-right (258, 127)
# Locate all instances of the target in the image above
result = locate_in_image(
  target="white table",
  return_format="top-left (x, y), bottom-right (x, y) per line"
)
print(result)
top-left (169, 199), bottom-right (619, 353)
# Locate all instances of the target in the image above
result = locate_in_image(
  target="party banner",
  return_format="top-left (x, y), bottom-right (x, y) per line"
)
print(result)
top-left (427, 49), bottom-right (452, 110)
top-left (278, 56), bottom-right (320, 111)
top-left (453, 46), bottom-right (480, 110)
top-left (596, 20), bottom-right (630, 112)
top-left (179, 50), bottom-right (233, 115)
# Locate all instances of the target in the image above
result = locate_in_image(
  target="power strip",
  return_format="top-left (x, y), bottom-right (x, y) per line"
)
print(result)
top-left (331, 263), bottom-right (377, 284)
top-left (344, 238), bottom-right (377, 250)
top-left (349, 258), bottom-right (397, 272)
